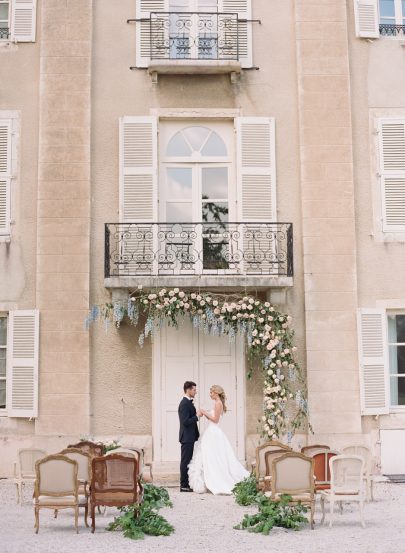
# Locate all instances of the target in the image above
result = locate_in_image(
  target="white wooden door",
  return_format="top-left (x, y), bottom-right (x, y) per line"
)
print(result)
top-left (154, 318), bottom-right (245, 464)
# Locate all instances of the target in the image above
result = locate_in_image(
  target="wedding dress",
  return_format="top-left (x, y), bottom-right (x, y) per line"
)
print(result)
top-left (188, 408), bottom-right (250, 495)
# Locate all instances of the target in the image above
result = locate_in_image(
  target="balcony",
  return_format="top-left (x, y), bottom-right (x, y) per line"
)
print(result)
top-left (147, 12), bottom-right (242, 81)
top-left (104, 222), bottom-right (293, 290)
top-left (0, 27), bottom-right (9, 39)
top-left (379, 24), bottom-right (405, 36)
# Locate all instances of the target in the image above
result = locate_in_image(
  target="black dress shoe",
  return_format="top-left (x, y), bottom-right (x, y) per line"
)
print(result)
top-left (180, 486), bottom-right (193, 492)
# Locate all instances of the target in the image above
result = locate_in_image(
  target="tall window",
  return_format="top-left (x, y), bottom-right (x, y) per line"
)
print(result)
top-left (379, 0), bottom-right (405, 29)
top-left (388, 312), bottom-right (405, 406)
top-left (0, 0), bottom-right (9, 39)
top-left (0, 316), bottom-right (7, 411)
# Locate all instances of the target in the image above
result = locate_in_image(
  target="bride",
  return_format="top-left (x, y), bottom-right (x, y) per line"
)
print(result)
top-left (188, 384), bottom-right (250, 495)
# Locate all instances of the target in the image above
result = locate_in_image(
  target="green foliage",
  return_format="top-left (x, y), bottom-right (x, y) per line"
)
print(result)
top-left (107, 483), bottom-right (174, 541)
top-left (234, 494), bottom-right (308, 535)
top-left (232, 475), bottom-right (260, 506)
top-left (103, 440), bottom-right (121, 452)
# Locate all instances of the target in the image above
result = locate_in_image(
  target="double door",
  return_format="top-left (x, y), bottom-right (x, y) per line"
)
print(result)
top-left (153, 320), bottom-right (245, 464)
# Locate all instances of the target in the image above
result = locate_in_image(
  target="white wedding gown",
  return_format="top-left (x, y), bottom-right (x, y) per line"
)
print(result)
top-left (188, 408), bottom-right (250, 495)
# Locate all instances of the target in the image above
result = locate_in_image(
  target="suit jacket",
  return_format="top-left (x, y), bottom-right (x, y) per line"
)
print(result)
top-left (178, 397), bottom-right (200, 444)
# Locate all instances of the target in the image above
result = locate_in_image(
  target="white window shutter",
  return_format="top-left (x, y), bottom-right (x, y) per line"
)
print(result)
top-left (220, 0), bottom-right (253, 68)
top-left (0, 119), bottom-right (12, 236)
top-left (119, 116), bottom-right (158, 222)
top-left (357, 309), bottom-right (389, 416)
top-left (11, 0), bottom-right (37, 42)
top-left (235, 117), bottom-right (276, 221)
top-left (7, 310), bottom-right (39, 418)
top-left (377, 119), bottom-right (405, 232)
top-left (136, 0), bottom-right (168, 68)
top-left (354, 0), bottom-right (379, 38)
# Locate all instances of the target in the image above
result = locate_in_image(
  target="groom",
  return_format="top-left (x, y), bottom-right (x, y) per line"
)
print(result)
top-left (178, 381), bottom-right (202, 492)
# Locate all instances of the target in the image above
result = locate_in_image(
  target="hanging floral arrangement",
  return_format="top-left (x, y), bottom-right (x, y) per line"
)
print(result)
top-left (87, 287), bottom-right (309, 442)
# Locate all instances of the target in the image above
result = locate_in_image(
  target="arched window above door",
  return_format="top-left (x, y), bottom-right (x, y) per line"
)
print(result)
top-left (166, 126), bottom-right (228, 158)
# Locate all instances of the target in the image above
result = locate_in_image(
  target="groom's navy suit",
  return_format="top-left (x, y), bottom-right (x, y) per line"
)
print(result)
top-left (178, 396), bottom-right (200, 489)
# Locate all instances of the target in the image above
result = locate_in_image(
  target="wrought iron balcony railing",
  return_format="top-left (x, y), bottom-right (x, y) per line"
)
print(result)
top-left (0, 27), bottom-right (9, 39)
top-left (379, 23), bottom-right (405, 36)
top-left (149, 12), bottom-right (239, 61)
top-left (105, 222), bottom-right (293, 278)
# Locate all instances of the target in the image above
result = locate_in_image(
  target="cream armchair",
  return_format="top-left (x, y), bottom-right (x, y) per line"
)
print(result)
top-left (320, 454), bottom-right (366, 528)
top-left (33, 454), bottom-right (85, 534)
top-left (58, 448), bottom-right (92, 526)
top-left (14, 448), bottom-right (47, 505)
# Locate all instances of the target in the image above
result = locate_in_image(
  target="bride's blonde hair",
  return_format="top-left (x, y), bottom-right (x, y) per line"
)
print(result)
top-left (211, 385), bottom-right (227, 413)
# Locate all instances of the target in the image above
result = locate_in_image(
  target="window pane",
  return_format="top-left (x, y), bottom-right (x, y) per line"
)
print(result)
top-left (202, 167), bottom-right (228, 199)
top-left (390, 376), bottom-right (405, 406)
top-left (0, 318), bottom-right (6, 346)
top-left (0, 4), bottom-right (8, 20)
top-left (183, 126), bottom-right (210, 152)
top-left (166, 132), bottom-right (192, 157)
top-left (202, 201), bottom-right (228, 223)
top-left (199, 0), bottom-right (218, 9)
top-left (0, 350), bottom-right (5, 377)
top-left (388, 313), bottom-right (405, 343)
top-left (389, 345), bottom-right (405, 375)
top-left (0, 380), bottom-right (5, 409)
top-left (380, 0), bottom-right (395, 17)
top-left (403, 0), bottom-right (405, 19)
top-left (166, 202), bottom-right (193, 222)
top-left (166, 168), bottom-right (192, 199)
top-left (201, 131), bottom-right (227, 156)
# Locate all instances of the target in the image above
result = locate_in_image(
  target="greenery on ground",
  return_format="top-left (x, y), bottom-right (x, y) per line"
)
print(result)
top-left (107, 483), bottom-right (174, 540)
top-left (234, 494), bottom-right (308, 535)
top-left (232, 475), bottom-right (260, 506)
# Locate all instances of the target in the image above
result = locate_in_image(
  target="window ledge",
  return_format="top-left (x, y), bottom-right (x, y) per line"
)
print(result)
top-left (148, 59), bottom-right (242, 82)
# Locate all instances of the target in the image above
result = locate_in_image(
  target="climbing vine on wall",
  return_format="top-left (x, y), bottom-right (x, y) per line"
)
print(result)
top-left (87, 288), bottom-right (309, 441)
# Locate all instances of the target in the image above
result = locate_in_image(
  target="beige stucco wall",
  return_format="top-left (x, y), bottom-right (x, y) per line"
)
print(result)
top-left (0, 7), bottom-right (41, 444)
top-left (347, 0), bottom-right (405, 458)
top-left (89, 0), bottom-right (306, 457)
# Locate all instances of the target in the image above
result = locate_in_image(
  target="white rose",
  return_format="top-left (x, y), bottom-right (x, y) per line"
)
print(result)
top-left (197, 295), bottom-right (202, 301)
top-left (169, 291), bottom-right (175, 297)
top-left (200, 300), bottom-right (206, 306)
top-left (179, 291), bottom-right (185, 298)
top-left (264, 302), bottom-right (270, 308)
top-left (191, 293), bottom-right (196, 299)
top-left (249, 298), bottom-right (254, 304)
top-left (213, 300), bottom-right (218, 307)
top-left (184, 303), bottom-right (190, 310)
top-left (174, 288), bottom-right (179, 293)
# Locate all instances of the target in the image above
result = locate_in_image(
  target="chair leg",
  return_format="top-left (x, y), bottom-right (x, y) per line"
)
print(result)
top-left (320, 496), bottom-right (325, 525)
top-left (329, 499), bottom-right (334, 528)
top-left (310, 501), bottom-right (315, 530)
top-left (34, 506), bottom-right (39, 534)
top-left (370, 479), bottom-right (375, 502)
top-left (84, 502), bottom-right (89, 528)
top-left (15, 481), bottom-right (20, 505)
top-left (54, 509), bottom-right (58, 519)
top-left (75, 506), bottom-right (79, 534)
top-left (359, 500), bottom-right (366, 528)
top-left (339, 501), bottom-right (343, 514)
top-left (91, 504), bottom-right (96, 534)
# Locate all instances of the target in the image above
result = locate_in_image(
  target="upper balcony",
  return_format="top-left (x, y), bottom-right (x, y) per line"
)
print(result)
top-left (142, 12), bottom-right (245, 81)
top-left (104, 222), bottom-right (293, 290)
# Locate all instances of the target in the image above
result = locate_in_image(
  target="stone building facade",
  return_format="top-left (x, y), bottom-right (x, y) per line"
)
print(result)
top-left (0, 0), bottom-right (404, 477)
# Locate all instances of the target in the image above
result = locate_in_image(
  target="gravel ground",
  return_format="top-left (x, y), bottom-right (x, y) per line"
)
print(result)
top-left (1, 479), bottom-right (405, 553)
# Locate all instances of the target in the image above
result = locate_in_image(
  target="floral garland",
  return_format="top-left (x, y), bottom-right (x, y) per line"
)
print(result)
top-left (87, 287), bottom-right (309, 442)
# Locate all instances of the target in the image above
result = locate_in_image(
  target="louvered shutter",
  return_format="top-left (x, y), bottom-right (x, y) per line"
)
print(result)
top-left (236, 117), bottom-right (276, 221)
top-left (236, 117), bottom-right (277, 274)
top-left (354, 0), bottom-right (379, 38)
top-left (0, 119), bottom-right (12, 236)
top-left (7, 310), bottom-right (39, 418)
top-left (377, 119), bottom-right (405, 232)
top-left (136, 0), bottom-right (168, 68)
top-left (357, 309), bottom-right (389, 416)
top-left (11, 0), bottom-right (37, 42)
top-left (119, 116), bottom-right (158, 274)
top-left (220, 0), bottom-right (252, 68)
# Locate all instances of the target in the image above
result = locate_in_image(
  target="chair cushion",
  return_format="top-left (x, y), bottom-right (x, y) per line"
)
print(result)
top-left (92, 491), bottom-right (137, 503)
top-left (320, 489), bottom-right (360, 496)
top-left (264, 492), bottom-right (313, 502)
top-left (34, 495), bottom-right (87, 506)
